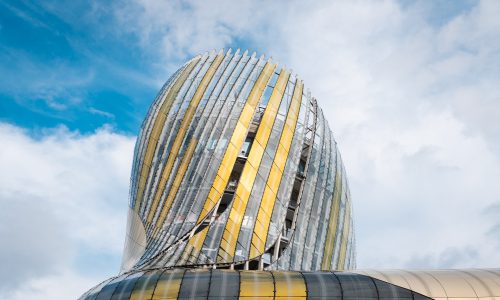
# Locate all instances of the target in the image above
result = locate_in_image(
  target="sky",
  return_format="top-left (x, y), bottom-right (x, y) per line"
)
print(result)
top-left (1, 0), bottom-right (499, 299)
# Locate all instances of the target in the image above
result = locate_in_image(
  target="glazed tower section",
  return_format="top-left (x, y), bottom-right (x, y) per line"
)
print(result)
top-left (122, 49), bottom-right (355, 272)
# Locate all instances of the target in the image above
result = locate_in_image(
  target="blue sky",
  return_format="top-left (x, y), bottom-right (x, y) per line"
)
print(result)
top-left (1, 1), bottom-right (500, 299)
top-left (0, 0), bottom-right (479, 134)
top-left (0, 1), bottom-right (158, 134)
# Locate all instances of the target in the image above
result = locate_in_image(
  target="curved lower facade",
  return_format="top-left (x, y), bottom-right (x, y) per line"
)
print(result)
top-left (80, 268), bottom-right (500, 299)
top-left (354, 269), bottom-right (500, 300)
top-left (80, 269), bottom-right (432, 299)
top-left (80, 49), bottom-right (500, 299)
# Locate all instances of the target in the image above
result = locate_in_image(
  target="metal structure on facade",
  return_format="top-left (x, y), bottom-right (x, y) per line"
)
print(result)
top-left (81, 50), bottom-right (500, 300)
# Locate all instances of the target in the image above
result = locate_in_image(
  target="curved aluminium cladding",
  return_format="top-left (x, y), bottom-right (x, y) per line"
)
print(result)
top-left (80, 269), bottom-right (433, 300)
top-left (121, 49), bottom-right (355, 272)
top-left (353, 269), bottom-right (500, 300)
top-left (80, 269), bottom-right (500, 300)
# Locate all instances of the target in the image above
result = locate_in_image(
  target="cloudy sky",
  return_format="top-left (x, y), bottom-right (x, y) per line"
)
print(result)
top-left (1, 0), bottom-right (499, 299)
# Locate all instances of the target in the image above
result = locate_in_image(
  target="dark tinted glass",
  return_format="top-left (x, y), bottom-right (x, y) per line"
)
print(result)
top-left (335, 273), bottom-right (378, 300)
top-left (178, 270), bottom-right (210, 299)
top-left (302, 272), bottom-right (342, 299)
top-left (110, 272), bottom-right (143, 300)
top-left (95, 275), bottom-right (129, 300)
top-left (372, 278), bottom-right (412, 300)
top-left (208, 270), bottom-right (239, 299)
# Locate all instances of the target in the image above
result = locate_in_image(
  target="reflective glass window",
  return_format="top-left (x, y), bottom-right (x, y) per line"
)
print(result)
top-left (208, 270), bottom-right (239, 299)
top-left (335, 273), bottom-right (377, 300)
top-left (178, 270), bottom-right (210, 299)
top-left (303, 272), bottom-right (342, 299)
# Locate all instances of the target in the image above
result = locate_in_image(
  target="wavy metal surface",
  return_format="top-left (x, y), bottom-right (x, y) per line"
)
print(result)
top-left (123, 49), bottom-right (355, 271)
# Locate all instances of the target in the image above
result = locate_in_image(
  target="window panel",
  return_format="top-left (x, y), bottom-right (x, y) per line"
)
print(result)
top-left (240, 271), bottom-right (274, 297)
top-left (209, 270), bottom-right (239, 298)
top-left (302, 272), bottom-right (341, 299)
top-left (130, 270), bottom-right (164, 300)
top-left (95, 274), bottom-right (130, 300)
top-left (152, 269), bottom-right (185, 299)
top-left (178, 270), bottom-right (210, 298)
top-left (273, 271), bottom-right (307, 297)
top-left (373, 278), bottom-right (413, 300)
top-left (335, 273), bottom-right (377, 300)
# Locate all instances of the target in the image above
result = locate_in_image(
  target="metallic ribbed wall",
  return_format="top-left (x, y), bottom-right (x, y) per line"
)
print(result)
top-left (80, 49), bottom-right (500, 300)
top-left (122, 49), bottom-right (355, 272)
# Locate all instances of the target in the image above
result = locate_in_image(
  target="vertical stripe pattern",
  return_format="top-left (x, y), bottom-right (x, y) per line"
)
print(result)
top-left (121, 50), bottom-right (354, 271)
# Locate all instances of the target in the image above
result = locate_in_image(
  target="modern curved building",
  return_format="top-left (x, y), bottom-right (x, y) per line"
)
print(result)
top-left (80, 49), bottom-right (500, 299)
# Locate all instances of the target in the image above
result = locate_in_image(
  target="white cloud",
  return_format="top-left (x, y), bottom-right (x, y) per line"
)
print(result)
top-left (0, 123), bottom-right (135, 299)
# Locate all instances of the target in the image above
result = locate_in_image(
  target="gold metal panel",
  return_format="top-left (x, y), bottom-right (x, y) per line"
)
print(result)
top-left (152, 269), bottom-right (184, 300)
top-left (196, 62), bottom-right (277, 226)
top-left (239, 106), bottom-right (255, 129)
top-left (130, 271), bottom-right (159, 300)
top-left (321, 167), bottom-right (342, 270)
top-left (232, 122), bottom-right (248, 147)
top-left (216, 67), bottom-right (286, 262)
top-left (246, 142), bottom-right (264, 168)
top-left (239, 165), bottom-right (258, 192)
top-left (279, 128), bottom-right (294, 155)
top-left (249, 79), bottom-right (303, 259)
top-left (134, 58), bottom-right (200, 212)
top-left (156, 138), bottom-right (198, 227)
top-left (259, 188), bottom-right (276, 218)
top-left (255, 119), bottom-right (273, 143)
top-left (213, 174), bottom-right (227, 195)
top-left (239, 271), bottom-right (275, 297)
top-left (253, 219), bottom-right (265, 239)
top-left (266, 168), bottom-right (282, 193)
top-left (252, 237), bottom-right (265, 252)
top-left (184, 226), bottom-right (210, 264)
top-left (147, 53), bottom-right (225, 225)
top-left (273, 271), bottom-right (307, 297)
top-left (225, 217), bottom-right (237, 232)
top-left (130, 275), bottom-right (152, 300)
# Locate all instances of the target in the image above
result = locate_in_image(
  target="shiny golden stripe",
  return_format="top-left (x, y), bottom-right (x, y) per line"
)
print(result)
top-left (218, 68), bottom-right (288, 262)
top-left (151, 269), bottom-right (184, 299)
top-left (249, 79), bottom-right (303, 259)
top-left (182, 226), bottom-right (210, 265)
top-left (321, 165), bottom-right (342, 270)
top-left (177, 62), bottom-right (278, 265)
top-left (130, 271), bottom-right (160, 300)
top-left (273, 271), bottom-right (307, 297)
top-left (239, 271), bottom-right (274, 298)
top-left (134, 58), bottom-right (200, 212)
top-left (155, 138), bottom-right (198, 228)
top-left (195, 62), bottom-right (277, 224)
top-left (146, 53), bottom-right (225, 224)
top-left (336, 202), bottom-right (351, 270)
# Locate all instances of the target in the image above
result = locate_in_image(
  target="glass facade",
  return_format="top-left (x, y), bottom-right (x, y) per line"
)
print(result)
top-left (81, 270), bottom-right (431, 300)
top-left (81, 49), bottom-right (500, 299)
top-left (121, 49), bottom-right (355, 272)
